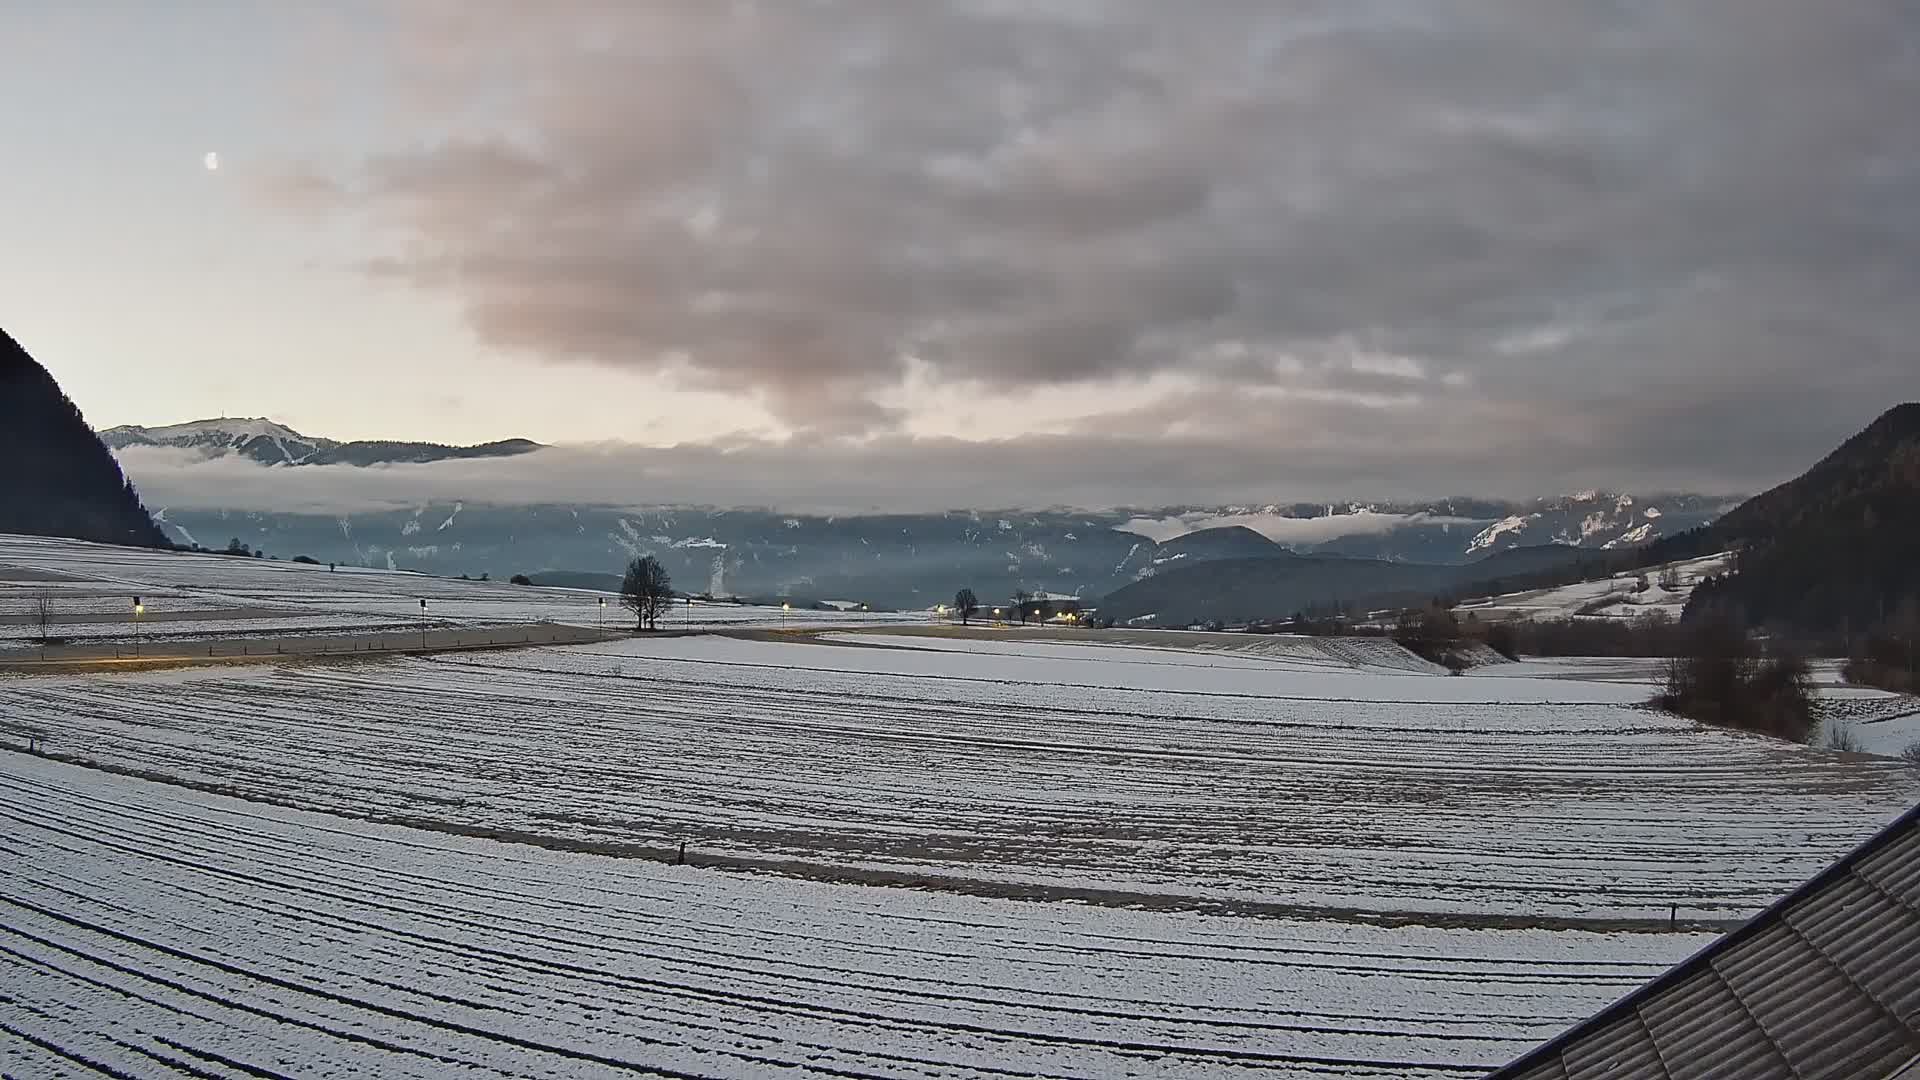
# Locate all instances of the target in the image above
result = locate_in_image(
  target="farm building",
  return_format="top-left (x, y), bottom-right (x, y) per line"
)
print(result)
top-left (1011, 592), bottom-right (1088, 623)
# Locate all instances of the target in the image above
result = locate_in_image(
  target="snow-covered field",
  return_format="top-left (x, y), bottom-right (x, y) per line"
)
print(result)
top-left (1485, 655), bottom-right (1920, 757)
top-left (0, 533), bottom-right (908, 648)
top-left (0, 753), bottom-right (1705, 1079)
top-left (837, 627), bottom-right (1456, 676)
top-left (1454, 552), bottom-right (1733, 622)
top-left (8, 632), bottom-right (1914, 926)
top-left (6, 534), bottom-right (1919, 1077)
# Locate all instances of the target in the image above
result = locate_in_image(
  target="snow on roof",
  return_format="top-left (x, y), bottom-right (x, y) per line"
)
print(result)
top-left (1490, 801), bottom-right (1920, 1078)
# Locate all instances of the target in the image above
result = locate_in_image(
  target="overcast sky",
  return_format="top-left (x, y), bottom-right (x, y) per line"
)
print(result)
top-left (4, 2), bottom-right (1916, 508)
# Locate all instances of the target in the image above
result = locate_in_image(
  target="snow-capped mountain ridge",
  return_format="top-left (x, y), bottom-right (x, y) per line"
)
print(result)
top-left (1126, 491), bottom-right (1736, 561)
top-left (139, 490), bottom-right (1740, 611)
top-left (102, 418), bottom-right (331, 465)
top-left (101, 418), bottom-right (542, 468)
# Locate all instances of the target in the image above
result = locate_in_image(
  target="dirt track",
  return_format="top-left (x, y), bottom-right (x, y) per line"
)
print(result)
top-left (0, 623), bottom-right (652, 673)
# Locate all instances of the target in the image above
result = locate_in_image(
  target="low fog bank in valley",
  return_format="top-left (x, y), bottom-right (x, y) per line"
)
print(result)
top-left (117, 436), bottom-right (1772, 519)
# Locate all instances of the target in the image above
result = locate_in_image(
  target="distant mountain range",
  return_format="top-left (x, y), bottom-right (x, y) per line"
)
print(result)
top-left (94, 416), bottom-right (1741, 609)
top-left (1097, 542), bottom-right (1599, 627)
top-left (1113, 402), bottom-right (1920, 632)
top-left (101, 418), bottom-right (542, 467)
top-left (2, 328), bottom-right (167, 548)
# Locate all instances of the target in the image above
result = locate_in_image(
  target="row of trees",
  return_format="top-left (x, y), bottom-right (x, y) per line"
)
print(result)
top-left (1655, 618), bottom-right (1817, 743)
top-left (1389, 604), bottom-right (1821, 741)
top-left (1843, 610), bottom-right (1920, 693)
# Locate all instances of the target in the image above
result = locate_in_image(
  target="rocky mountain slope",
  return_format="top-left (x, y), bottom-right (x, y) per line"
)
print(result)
top-left (1, 328), bottom-right (168, 548)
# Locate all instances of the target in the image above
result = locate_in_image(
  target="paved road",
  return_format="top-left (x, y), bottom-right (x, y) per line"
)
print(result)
top-left (0, 623), bottom-right (640, 672)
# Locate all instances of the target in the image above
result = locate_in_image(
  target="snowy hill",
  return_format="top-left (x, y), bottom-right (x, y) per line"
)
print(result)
top-left (100, 418), bottom-right (542, 468)
top-left (1453, 552), bottom-right (1736, 623)
top-left (102, 418), bottom-right (328, 465)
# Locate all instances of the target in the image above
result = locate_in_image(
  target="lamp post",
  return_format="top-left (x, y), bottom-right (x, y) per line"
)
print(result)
top-left (419, 598), bottom-right (428, 649)
top-left (132, 597), bottom-right (144, 657)
top-left (598, 596), bottom-right (606, 632)
top-left (782, 601), bottom-right (790, 629)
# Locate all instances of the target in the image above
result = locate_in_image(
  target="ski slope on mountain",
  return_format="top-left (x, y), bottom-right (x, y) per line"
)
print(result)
top-left (1453, 552), bottom-right (1733, 622)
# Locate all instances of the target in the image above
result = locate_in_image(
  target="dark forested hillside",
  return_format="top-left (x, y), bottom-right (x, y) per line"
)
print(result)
top-left (0, 328), bottom-right (168, 547)
top-left (1686, 403), bottom-right (1920, 635)
top-left (1097, 554), bottom-right (1452, 625)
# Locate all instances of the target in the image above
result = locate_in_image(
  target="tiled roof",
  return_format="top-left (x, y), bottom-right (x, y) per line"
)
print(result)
top-left (1490, 802), bottom-right (1920, 1080)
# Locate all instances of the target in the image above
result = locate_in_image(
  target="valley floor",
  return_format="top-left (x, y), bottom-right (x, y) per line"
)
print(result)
top-left (3, 535), bottom-right (1917, 1077)
top-left (1, 752), bottom-right (1691, 1080)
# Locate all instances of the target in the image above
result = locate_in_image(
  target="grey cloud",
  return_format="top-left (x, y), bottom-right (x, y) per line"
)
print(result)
top-left (276, 0), bottom-right (1919, 482)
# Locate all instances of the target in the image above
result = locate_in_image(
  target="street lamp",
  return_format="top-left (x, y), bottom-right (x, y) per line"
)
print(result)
top-left (598, 596), bottom-right (606, 632)
top-left (782, 601), bottom-right (790, 629)
top-left (132, 597), bottom-right (144, 657)
top-left (419, 598), bottom-right (428, 649)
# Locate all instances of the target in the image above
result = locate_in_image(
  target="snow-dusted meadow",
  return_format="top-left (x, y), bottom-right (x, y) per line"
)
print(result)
top-left (5, 534), bottom-right (1919, 1077)
top-left (8, 630), bottom-right (1914, 926)
top-left (0, 533), bottom-right (910, 649)
top-left (0, 753), bottom-right (1706, 1079)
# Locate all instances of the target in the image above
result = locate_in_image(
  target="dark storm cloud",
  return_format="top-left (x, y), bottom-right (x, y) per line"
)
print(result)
top-left (279, 0), bottom-right (1918, 489)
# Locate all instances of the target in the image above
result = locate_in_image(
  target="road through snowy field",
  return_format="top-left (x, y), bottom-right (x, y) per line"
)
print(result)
top-left (7, 633), bottom-right (1915, 923)
top-left (0, 534), bottom-right (915, 647)
top-left (0, 752), bottom-right (1708, 1079)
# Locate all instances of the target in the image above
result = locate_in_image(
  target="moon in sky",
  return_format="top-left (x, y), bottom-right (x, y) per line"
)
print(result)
top-left (204, 151), bottom-right (219, 171)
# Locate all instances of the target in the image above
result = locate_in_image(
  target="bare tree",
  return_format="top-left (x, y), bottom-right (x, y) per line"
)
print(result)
top-left (32, 591), bottom-right (52, 643)
top-left (621, 556), bottom-right (673, 631)
top-left (1013, 589), bottom-right (1032, 625)
top-left (953, 588), bottom-right (979, 626)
